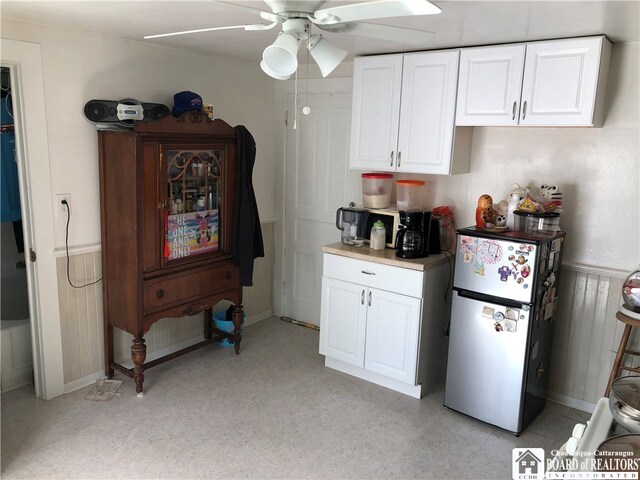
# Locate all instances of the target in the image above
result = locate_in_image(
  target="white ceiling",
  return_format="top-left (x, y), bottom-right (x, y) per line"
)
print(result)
top-left (2, 0), bottom-right (639, 65)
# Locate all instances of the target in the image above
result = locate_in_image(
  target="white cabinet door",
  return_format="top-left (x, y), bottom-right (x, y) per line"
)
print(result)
top-left (455, 44), bottom-right (526, 126)
top-left (319, 277), bottom-right (367, 367)
top-left (349, 55), bottom-right (403, 171)
top-left (364, 288), bottom-right (421, 384)
top-left (520, 37), bottom-right (604, 126)
top-left (397, 50), bottom-right (460, 175)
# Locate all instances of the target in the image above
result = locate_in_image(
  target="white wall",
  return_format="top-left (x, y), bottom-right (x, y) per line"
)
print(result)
top-left (395, 42), bottom-right (639, 271)
top-left (0, 19), bottom-right (277, 251)
top-left (1, 20), bottom-right (277, 396)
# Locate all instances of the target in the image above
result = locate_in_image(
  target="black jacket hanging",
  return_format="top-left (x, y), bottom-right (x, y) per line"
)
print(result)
top-left (233, 125), bottom-right (264, 286)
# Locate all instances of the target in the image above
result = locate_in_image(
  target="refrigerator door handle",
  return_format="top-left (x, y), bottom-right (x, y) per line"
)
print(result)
top-left (454, 288), bottom-right (530, 310)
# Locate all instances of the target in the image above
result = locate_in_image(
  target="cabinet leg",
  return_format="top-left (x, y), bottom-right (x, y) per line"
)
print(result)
top-left (232, 304), bottom-right (244, 355)
top-left (105, 323), bottom-right (114, 379)
top-left (204, 307), bottom-right (213, 340)
top-left (131, 336), bottom-right (147, 394)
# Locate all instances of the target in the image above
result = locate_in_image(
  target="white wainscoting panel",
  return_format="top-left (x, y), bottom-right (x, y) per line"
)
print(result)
top-left (56, 223), bottom-right (275, 390)
top-left (548, 264), bottom-right (637, 409)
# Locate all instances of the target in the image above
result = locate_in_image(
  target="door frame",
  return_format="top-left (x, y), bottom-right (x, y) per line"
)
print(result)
top-left (273, 76), bottom-right (353, 318)
top-left (2, 40), bottom-right (65, 399)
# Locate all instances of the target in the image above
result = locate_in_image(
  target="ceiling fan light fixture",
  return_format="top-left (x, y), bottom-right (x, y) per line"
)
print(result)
top-left (260, 60), bottom-right (291, 80)
top-left (308, 35), bottom-right (348, 78)
top-left (262, 32), bottom-right (300, 76)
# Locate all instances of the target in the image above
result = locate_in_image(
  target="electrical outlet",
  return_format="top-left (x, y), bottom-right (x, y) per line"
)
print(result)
top-left (56, 194), bottom-right (71, 217)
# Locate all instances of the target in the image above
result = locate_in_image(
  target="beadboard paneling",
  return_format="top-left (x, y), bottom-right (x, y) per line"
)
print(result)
top-left (549, 266), bottom-right (636, 408)
top-left (56, 222), bottom-right (275, 387)
top-left (56, 252), bottom-right (104, 384)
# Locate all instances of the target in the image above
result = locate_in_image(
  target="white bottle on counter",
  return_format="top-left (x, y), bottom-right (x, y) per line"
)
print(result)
top-left (370, 221), bottom-right (386, 251)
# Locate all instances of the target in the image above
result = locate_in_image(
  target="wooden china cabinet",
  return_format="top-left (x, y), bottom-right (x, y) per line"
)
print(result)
top-left (98, 111), bottom-right (244, 395)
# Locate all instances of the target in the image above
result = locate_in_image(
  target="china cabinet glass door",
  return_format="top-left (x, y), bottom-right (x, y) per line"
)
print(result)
top-left (164, 147), bottom-right (223, 262)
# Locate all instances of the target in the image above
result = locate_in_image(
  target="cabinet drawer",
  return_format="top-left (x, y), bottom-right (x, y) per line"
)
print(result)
top-left (323, 254), bottom-right (423, 298)
top-left (144, 263), bottom-right (239, 312)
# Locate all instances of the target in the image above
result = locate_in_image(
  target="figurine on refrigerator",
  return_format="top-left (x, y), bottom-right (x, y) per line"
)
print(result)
top-left (476, 194), bottom-right (494, 228)
top-left (506, 184), bottom-right (529, 230)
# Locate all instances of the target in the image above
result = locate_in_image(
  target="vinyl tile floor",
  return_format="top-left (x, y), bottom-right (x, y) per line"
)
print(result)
top-left (1, 316), bottom-right (591, 479)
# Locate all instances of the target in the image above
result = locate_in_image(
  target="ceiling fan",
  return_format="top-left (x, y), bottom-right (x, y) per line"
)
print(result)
top-left (144, 0), bottom-right (441, 80)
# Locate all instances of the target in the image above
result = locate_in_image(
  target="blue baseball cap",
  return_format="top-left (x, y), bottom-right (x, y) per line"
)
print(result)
top-left (172, 91), bottom-right (203, 116)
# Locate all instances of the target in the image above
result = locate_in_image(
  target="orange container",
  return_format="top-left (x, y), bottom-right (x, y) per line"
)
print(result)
top-left (396, 180), bottom-right (425, 210)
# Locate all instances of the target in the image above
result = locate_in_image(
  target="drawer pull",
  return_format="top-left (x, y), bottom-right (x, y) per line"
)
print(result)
top-left (225, 270), bottom-right (232, 280)
top-left (361, 270), bottom-right (376, 275)
top-left (156, 289), bottom-right (165, 299)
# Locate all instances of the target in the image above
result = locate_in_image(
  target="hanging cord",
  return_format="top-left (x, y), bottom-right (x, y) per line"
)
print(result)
top-left (1, 71), bottom-right (11, 96)
top-left (5, 91), bottom-right (14, 120)
top-left (293, 68), bottom-right (298, 130)
top-left (302, 38), bottom-right (310, 116)
top-left (63, 200), bottom-right (102, 288)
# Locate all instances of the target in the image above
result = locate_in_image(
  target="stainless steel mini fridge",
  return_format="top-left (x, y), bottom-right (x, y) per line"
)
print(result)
top-left (444, 227), bottom-right (565, 434)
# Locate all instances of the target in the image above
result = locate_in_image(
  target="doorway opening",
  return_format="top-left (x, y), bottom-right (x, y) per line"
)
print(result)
top-left (1, 66), bottom-right (34, 394)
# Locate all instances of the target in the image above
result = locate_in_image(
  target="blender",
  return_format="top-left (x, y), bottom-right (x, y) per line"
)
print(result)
top-left (336, 203), bottom-right (368, 247)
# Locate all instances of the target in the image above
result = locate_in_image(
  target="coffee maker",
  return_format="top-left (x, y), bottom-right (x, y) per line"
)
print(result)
top-left (395, 211), bottom-right (441, 258)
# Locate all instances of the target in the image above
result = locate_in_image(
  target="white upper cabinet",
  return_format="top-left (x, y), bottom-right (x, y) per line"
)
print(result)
top-left (455, 44), bottom-right (526, 126)
top-left (397, 51), bottom-right (464, 175)
top-left (349, 55), bottom-right (403, 172)
top-left (456, 36), bottom-right (612, 127)
top-left (350, 51), bottom-right (471, 175)
top-left (520, 37), bottom-right (610, 126)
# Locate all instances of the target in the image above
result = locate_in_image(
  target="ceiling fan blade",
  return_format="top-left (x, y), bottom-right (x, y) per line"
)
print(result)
top-left (144, 22), bottom-right (278, 39)
top-left (322, 22), bottom-right (434, 45)
top-left (216, 1), bottom-right (287, 23)
top-left (312, 0), bottom-right (440, 25)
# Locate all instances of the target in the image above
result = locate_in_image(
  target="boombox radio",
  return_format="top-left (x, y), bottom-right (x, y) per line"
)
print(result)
top-left (83, 98), bottom-right (170, 129)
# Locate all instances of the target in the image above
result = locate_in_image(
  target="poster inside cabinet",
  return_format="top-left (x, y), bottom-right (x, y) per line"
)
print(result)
top-left (166, 210), bottom-right (219, 259)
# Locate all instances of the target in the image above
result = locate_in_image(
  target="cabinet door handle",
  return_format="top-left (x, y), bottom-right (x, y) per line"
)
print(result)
top-left (361, 270), bottom-right (376, 275)
top-left (361, 289), bottom-right (365, 305)
top-left (512, 101), bottom-right (517, 120)
top-left (390, 151), bottom-right (394, 167)
top-left (522, 101), bottom-right (527, 120)
top-left (397, 151), bottom-right (402, 168)
top-left (368, 291), bottom-right (372, 307)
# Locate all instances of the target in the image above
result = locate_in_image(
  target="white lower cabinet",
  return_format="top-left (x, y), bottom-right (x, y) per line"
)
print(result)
top-left (319, 252), bottom-right (449, 398)
top-left (319, 277), bottom-right (368, 367)
top-left (364, 288), bottom-right (421, 384)
top-left (320, 277), bottom-right (420, 384)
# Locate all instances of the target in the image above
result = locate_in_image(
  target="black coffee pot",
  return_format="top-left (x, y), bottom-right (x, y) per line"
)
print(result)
top-left (395, 211), bottom-right (441, 259)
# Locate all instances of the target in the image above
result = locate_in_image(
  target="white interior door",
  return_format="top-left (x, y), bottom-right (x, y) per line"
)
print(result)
top-left (282, 79), bottom-right (359, 325)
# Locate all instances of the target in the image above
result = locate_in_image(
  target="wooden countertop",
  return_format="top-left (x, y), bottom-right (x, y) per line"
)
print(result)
top-left (322, 242), bottom-right (449, 272)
